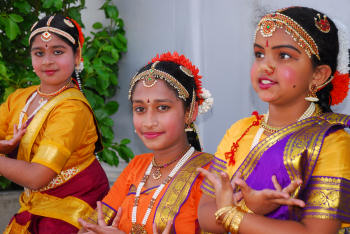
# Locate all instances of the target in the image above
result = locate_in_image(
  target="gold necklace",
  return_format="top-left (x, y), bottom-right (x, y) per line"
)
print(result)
top-left (37, 78), bottom-right (72, 98)
top-left (151, 152), bottom-right (184, 180)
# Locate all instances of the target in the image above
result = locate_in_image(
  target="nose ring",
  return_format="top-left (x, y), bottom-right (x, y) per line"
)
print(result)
top-left (265, 65), bottom-right (275, 76)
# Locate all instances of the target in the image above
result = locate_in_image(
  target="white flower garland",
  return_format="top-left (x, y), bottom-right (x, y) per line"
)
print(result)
top-left (333, 19), bottom-right (349, 74)
top-left (198, 87), bottom-right (214, 115)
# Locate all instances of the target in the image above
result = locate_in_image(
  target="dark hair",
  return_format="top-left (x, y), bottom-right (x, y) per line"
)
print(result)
top-left (279, 7), bottom-right (339, 112)
top-left (29, 15), bottom-right (80, 81)
top-left (131, 60), bottom-right (202, 151)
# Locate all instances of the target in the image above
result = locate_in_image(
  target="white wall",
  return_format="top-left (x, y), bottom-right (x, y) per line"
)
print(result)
top-left (84, 0), bottom-right (350, 158)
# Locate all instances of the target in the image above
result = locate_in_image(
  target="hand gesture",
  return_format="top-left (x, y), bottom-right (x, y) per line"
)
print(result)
top-left (235, 175), bottom-right (305, 215)
top-left (197, 168), bottom-right (242, 209)
top-left (0, 124), bottom-right (26, 154)
top-left (153, 220), bottom-right (172, 234)
top-left (78, 201), bottom-right (124, 234)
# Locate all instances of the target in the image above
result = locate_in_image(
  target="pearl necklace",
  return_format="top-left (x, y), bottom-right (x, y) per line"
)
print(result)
top-left (18, 91), bottom-right (48, 129)
top-left (251, 102), bottom-right (316, 150)
top-left (131, 146), bottom-right (195, 234)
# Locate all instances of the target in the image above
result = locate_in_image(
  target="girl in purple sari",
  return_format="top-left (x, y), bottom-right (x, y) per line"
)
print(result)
top-left (198, 6), bottom-right (350, 234)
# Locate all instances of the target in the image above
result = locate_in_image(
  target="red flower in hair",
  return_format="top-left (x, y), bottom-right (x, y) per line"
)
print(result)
top-left (150, 52), bottom-right (203, 103)
top-left (330, 71), bottom-right (350, 105)
top-left (66, 17), bottom-right (84, 46)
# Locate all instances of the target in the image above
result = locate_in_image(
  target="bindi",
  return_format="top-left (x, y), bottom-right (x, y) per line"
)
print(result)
top-left (293, 85), bottom-right (296, 88)
top-left (147, 98), bottom-right (150, 103)
top-left (266, 39), bottom-right (269, 47)
top-left (45, 44), bottom-right (48, 48)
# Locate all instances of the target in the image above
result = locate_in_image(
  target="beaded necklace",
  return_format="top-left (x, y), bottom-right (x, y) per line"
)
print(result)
top-left (131, 146), bottom-right (194, 234)
top-left (18, 91), bottom-right (48, 129)
top-left (36, 78), bottom-right (72, 103)
top-left (251, 102), bottom-right (316, 149)
top-left (151, 155), bottom-right (180, 180)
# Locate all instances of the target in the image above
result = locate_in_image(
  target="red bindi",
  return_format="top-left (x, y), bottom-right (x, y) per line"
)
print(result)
top-left (147, 98), bottom-right (150, 103)
top-left (266, 39), bottom-right (269, 47)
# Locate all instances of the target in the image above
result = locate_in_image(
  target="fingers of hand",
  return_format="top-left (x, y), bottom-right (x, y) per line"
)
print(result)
top-left (272, 198), bottom-right (305, 207)
top-left (235, 178), bottom-right (251, 194)
top-left (263, 189), bottom-right (289, 199)
top-left (78, 218), bottom-right (98, 232)
top-left (152, 222), bottom-right (159, 234)
top-left (283, 179), bottom-right (302, 194)
top-left (162, 220), bottom-right (173, 234)
top-left (197, 168), bottom-right (220, 187)
top-left (220, 172), bottom-right (232, 188)
top-left (96, 201), bottom-right (107, 227)
top-left (112, 207), bottom-right (122, 227)
top-left (271, 175), bottom-right (282, 191)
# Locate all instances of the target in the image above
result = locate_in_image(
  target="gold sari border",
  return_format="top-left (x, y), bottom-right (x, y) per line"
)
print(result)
top-left (154, 153), bottom-right (213, 231)
top-left (236, 117), bottom-right (318, 181)
top-left (18, 88), bottom-right (90, 163)
top-left (19, 191), bottom-right (94, 228)
top-left (31, 141), bottom-right (71, 174)
top-left (84, 202), bottom-right (117, 226)
top-left (303, 176), bottom-right (350, 222)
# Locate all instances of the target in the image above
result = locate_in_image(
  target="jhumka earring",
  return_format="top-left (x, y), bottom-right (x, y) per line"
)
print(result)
top-left (75, 67), bottom-right (83, 92)
top-left (305, 84), bottom-right (319, 102)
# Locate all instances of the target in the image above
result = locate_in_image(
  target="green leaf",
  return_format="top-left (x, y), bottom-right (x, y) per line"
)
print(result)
top-left (120, 138), bottom-right (131, 145)
top-left (54, 0), bottom-right (63, 10)
top-left (100, 125), bottom-right (114, 140)
top-left (3, 86), bottom-right (16, 100)
top-left (42, 0), bottom-right (55, 8)
top-left (101, 117), bottom-right (114, 127)
top-left (94, 108), bottom-right (109, 120)
top-left (5, 18), bottom-right (20, 40)
top-left (104, 5), bottom-right (119, 20)
top-left (101, 149), bottom-right (116, 165)
top-left (104, 101), bottom-right (119, 115)
top-left (14, 1), bottom-right (32, 14)
top-left (110, 48), bottom-right (120, 62)
top-left (0, 63), bottom-right (7, 76)
top-left (9, 14), bottom-right (24, 23)
top-left (116, 145), bottom-right (134, 162)
top-left (101, 55), bottom-right (115, 64)
top-left (93, 22), bottom-right (103, 29)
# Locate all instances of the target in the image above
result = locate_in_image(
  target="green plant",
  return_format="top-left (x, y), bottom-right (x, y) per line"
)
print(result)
top-left (0, 0), bottom-right (133, 190)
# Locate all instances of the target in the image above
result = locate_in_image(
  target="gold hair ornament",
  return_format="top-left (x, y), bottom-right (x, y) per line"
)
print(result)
top-left (128, 62), bottom-right (189, 101)
top-left (29, 16), bottom-right (76, 45)
top-left (256, 12), bottom-right (320, 60)
top-left (314, 13), bottom-right (331, 33)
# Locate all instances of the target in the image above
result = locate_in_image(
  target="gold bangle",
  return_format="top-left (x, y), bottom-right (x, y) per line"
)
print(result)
top-left (214, 206), bottom-right (233, 221)
top-left (222, 208), bottom-right (235, 226)
top-left (228, 207), bottom-right (245, 234)
top-left (238, 200), bottom-right (253, 213)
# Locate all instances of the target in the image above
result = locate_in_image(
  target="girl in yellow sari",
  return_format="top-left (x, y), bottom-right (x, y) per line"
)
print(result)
top-left (1, 15), bottom-right (109, 233)
top-left (198, 6), bottom-right (350, 234)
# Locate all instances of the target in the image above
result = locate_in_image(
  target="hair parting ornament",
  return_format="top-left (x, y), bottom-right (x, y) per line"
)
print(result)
top-left (255, 7), bottom-right (350, 106)
top-left (128, 52), bottom-right (214, 116)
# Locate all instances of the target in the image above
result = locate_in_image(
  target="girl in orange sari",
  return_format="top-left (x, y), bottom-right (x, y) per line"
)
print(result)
top-left (1, 15), bottom-right (109, 233)
top-left (79, 52), bottom-right (214, 234)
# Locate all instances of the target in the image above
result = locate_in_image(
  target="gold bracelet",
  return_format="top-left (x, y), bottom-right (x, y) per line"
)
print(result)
top-left (228, 208), bottom-right (245, 234)
top-left (214, 206), bottom-right (233, 221)
top-left (238, 200), bottom-right (253, 213)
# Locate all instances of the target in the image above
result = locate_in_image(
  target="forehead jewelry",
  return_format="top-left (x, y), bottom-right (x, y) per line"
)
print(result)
top-left (129, 61), bottom-right (189, 101)
top-left (142, 62), bottom-right (159, 88)
top-left (40, 16), bottom-right (54, 42)
top-left (29, 16), bottom-right (75, 45)
top-left (256, 12), bottom-right (320, 60)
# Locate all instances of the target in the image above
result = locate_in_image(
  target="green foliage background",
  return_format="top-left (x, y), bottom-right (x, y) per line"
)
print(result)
top-left (0, 0), bottom-right (134, 189)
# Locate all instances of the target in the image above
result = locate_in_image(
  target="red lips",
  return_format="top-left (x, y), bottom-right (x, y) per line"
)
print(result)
top-left (258, 77), bottom-right (277, 89)
top-left (44, 70), bottom-right (57, 76)
top-left (142, 132), bottom-right (164, 139)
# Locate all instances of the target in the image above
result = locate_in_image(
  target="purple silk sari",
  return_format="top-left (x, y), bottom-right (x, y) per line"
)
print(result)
top-left (233, 113), bottom-right (350, 221)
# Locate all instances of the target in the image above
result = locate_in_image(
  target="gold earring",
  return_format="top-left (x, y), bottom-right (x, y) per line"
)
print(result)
top-left (305, 84), bottom-right (319, 102)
